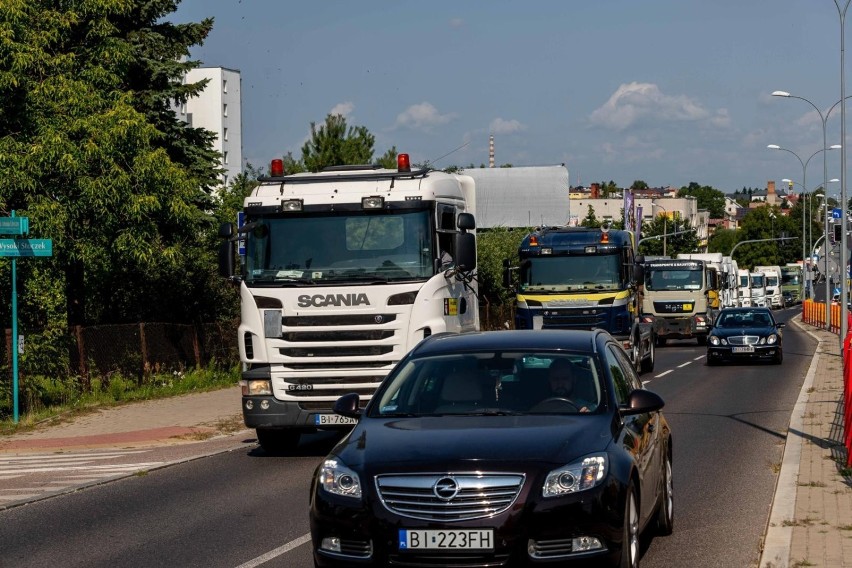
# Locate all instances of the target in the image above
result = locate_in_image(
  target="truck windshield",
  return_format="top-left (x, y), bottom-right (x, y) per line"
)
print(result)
top-left (751, 275), bottom-right (765, 287)
top-left (782, 272), bottom-right (800, 285)
top-left (739, 275), bottom-right (750, 287)
top-left (645, 268), bottom-right (703, 291)
top-left (242, 210), bottom-right (435, 284)
top-left (518, 254), bottom-right (623, 292)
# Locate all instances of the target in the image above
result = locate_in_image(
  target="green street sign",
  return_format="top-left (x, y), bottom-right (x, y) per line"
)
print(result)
top-left (0, 217), bottom-right (28, 235)
top-left (0, 239), bottom-right (52, 257)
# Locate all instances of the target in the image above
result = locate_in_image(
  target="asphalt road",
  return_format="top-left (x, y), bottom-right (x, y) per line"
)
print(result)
top-left (0, 308), bottom-right (813, 568)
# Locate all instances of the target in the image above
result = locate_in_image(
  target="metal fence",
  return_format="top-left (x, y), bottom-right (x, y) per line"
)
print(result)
top-left (4, 320), bottom-right (240, 383)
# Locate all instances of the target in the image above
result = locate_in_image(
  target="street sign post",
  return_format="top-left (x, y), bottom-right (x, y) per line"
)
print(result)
top-left (0, 212), bottom-right (52, 422)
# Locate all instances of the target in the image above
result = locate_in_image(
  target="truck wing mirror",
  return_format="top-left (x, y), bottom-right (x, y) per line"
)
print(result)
top-left (502, 258), bottom-right (513, 289)
top-left (455, 232), bottom-right (476, 272)
top-left (218, 239), bottom-right (235, 278)
top-left (219, 222), bottom-right (235, 239)
top-left (457, 212), bottom-right (476, 231)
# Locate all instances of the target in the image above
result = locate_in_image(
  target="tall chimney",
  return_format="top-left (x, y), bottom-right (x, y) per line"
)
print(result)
top-left (489, 135), bottom-right (494, 168)
top-left (767, 180), bottom-right (776, 204)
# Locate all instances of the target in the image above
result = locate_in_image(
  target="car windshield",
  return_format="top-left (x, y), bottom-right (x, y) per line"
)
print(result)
top-left (370, 351), bottom-right (603, 417)
top-left (716, 310), bottom-right (774, 327)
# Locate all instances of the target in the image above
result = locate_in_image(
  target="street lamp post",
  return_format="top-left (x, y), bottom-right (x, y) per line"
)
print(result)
top-left (835, 0), bottom-right (852, 340)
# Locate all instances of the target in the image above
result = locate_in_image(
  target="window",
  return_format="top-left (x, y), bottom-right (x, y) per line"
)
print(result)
top-left (604, 346), bottom-right (631, 406)
top-left (223, 103), bottom-right (228, 117)
top-left (223, 127), bottom-right (228, 141)
top-left (224, 151), bottom-right (229, 165)
top-left (223, 79), bottom-right (228, 94)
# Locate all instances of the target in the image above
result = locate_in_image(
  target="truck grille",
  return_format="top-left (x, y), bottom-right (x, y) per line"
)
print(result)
top-left (280, 345), bottom-right (393, 357)
top-left (282, 330), bottom-right (394, 342)
top-left (542, 308), bottom-right (607, 329)
top-left (376, 474), bottom-right (524, 522)
top-left (282, 314), bottom-right (397, 326)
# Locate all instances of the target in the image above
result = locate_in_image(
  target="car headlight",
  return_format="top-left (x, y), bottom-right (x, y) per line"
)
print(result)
top-left (318, 458), bottom-right (362, 500)
top-left (709, 336), bottom-right (720, 346)
top-left (543, 454), bottom-right (608, 498)
top-left (766, 334), bottom-right (778, 345)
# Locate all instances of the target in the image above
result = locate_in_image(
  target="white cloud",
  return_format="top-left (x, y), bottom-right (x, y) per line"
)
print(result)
top-left (489, 117), bottom-right (526, 134)
top-left (395, 102), bottom-right (455, 130)
top-left (449, 18), bottom-right (464, 28)
top-left (329, 101), bottom-right (355, 118)
top-left (589, 82), bottom-right (715, 131)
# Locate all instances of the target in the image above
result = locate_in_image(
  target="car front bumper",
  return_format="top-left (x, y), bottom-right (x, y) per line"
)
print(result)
top-left (310, 479), bottom-right (625, 567)
top-left (707, 345), bottom-right (780, 362)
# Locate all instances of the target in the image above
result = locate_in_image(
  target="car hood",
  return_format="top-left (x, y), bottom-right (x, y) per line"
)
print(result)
top-left (333, 414), bottom-right (614, 471)
top-left (710, 326), bottom-right (778, 337)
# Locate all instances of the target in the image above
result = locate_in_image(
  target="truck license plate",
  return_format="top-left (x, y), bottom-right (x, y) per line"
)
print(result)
top-left (399, 529), bottom-right (494, 551)
top-left (315, 414), bottom-right (357, 426)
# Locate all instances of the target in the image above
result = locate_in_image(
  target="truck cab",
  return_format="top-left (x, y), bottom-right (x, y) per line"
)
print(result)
top-left (750, 271), bottom-right (767, 307)
top-left (218, 154), bottom-right (479, 453)
top-left (755, 265), bottom-right (784, 308)
top-left (737, 269), bottom-right (752, 307)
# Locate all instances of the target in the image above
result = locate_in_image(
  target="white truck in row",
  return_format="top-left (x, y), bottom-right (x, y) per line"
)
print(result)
top-left (218, 154), bottom-right (479, 453)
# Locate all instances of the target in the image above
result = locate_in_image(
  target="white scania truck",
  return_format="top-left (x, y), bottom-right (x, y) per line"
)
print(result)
top-left (218, 154), bottom-right (479, 452)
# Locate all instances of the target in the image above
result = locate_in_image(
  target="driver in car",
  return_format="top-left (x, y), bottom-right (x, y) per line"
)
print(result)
top-left (547, 359), bottom-right (593, 413)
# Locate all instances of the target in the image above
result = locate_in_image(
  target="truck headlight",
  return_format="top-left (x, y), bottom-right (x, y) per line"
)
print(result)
top-left (318, 458), bottom-right (362, 499)
top-left (543, 454), bottom-right (607, 497)
top-left (240, 379), bottom-right (272, 396)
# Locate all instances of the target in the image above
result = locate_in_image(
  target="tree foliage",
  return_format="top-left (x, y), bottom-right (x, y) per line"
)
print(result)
top-left (677, 182), bottom-right (727, 219)
top-left (0, 0), bottom-right (226, 328)
top-left (301, 114), bottom-right (375, 172)
top-left (638, 214), bottom-right (699, 257)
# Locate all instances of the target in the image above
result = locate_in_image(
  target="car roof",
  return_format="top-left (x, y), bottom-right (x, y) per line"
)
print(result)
top-left (719, 307), bottom-right (772, 314)
top-left (411, 329), bottom-right (608, 357)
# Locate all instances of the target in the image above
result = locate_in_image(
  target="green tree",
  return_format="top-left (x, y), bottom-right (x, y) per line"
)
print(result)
top-left (638, 214), bottom-right (698, 257)
top-left (301, 114), bottom-right (375, 171)
top-left (580, 205), bottom-right (601, 228)
top-left (375, 146), bottom-right (398, 169)
top-left (707, 228), bottom-right (739, 256)
top-left (631, 180), bottom-right (649, 190)
top-left (0, 0), bottom-right (220, 328)
top-left (677, 182), bottom-right (727, 218)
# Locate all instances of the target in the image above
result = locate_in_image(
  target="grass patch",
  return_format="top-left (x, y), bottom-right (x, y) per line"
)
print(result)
top-left (0, 364), bottom-right (240, 435)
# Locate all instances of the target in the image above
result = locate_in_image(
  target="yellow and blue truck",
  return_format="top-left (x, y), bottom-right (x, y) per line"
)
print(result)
top-left (505, 226), bottom-right (655, 373)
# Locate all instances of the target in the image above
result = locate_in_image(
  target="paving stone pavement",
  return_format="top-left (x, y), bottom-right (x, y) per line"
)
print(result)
top-left (761, 317), bottom-right (852, 568)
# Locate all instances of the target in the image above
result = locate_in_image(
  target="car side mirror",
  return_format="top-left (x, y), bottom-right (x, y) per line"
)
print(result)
top-left (620, 389), bottom-right (665, 416)
top-left (333, 393), bottom-right (362, 419)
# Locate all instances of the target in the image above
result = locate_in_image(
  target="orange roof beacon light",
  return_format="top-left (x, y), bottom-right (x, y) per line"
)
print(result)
top-left (397, 153), bottom-right (411, 173)
top-left (270, 159), bottom-right (284, 177)
top-left (529, 235), bottom-right (539, 247)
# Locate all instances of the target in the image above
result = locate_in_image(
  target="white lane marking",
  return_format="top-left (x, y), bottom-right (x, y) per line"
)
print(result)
top-left (642, 380), bottom-right (652, 386)
top-left (0, 463), bottom-right (163, 474)
top-left (694, 355), bottom-right (705, 361)
top-left (677, 362), bottom-right (691, 368)
top-left (235, 533), bottom-right (312, 568)
top-left (655, 370), bottom-right (673, 378)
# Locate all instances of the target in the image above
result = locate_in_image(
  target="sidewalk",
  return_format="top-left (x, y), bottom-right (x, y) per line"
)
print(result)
top-left (761, 317), bottom-right (852, 568)
top-left (0, 385), bottom-right (247, 452)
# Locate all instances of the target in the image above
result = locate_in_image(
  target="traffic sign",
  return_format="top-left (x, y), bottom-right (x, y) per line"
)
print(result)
top-left (0, 239), bottom-right (52, 257)
top-left (833, 208), bottom-right (843, 220)
top-left (0, 217), bottom-right (28, 235)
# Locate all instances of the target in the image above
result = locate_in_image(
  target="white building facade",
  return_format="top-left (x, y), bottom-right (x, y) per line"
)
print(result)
top-left (175, 67), bottom-right (243, 187)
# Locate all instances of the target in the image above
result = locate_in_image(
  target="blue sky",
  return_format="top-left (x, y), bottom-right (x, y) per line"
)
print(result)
top-left (172, 1), bottom-right (852, 196)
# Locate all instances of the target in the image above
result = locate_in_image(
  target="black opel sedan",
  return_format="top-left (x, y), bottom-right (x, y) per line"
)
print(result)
top-left (310, 329), bottom-right (673, 568)
top-left (706, 307), bottom-right (785, 365)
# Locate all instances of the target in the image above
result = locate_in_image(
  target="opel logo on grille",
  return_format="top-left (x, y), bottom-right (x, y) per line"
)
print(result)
top-left (433, 477), bottom-right (460, 501)
top-left (374, 315), bottom-right (384, 324)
